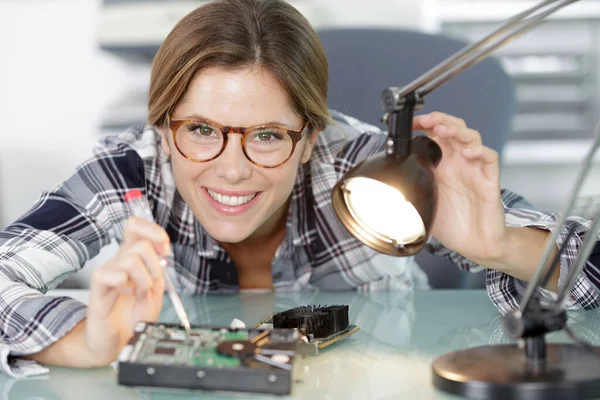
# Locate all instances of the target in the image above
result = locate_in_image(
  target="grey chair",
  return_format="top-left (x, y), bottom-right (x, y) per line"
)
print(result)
top-left (317, 28), bottom-right (517, 289)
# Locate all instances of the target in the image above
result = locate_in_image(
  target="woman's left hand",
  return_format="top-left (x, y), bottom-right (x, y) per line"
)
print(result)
top-left (413, 112), bottom-right (507, 264)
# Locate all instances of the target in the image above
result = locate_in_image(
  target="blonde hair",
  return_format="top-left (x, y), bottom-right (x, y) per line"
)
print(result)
top-left (147, 0), bottom-right (330, 133)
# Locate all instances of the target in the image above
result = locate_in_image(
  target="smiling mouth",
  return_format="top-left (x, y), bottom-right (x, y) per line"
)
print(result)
top-left (206, 188), bottom-right (258, 207)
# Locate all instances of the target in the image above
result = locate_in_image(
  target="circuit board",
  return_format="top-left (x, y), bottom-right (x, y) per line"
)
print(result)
top-left (118, 322), bottom-right (301, 395)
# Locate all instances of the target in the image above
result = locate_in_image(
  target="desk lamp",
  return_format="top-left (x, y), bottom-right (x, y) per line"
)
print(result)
top-left (331, 0), bottom-right (600, 398)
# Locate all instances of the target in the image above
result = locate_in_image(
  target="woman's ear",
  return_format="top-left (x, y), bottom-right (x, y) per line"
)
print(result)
top-left (300, 129), bottom-right (320, 164)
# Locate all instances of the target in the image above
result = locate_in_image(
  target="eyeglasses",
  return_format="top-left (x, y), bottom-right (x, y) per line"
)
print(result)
top-left (168, 116), bottom-right (308, 168)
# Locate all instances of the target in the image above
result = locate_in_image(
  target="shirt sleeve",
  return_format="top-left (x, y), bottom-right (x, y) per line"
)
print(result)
top-left (428, 188), bottom-right (600, 315)
top-left (0, 134), bottom-right (147, 375)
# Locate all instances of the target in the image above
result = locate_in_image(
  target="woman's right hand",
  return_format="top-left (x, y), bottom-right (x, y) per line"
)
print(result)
top-left (84, 216), bottom-right (170, 365)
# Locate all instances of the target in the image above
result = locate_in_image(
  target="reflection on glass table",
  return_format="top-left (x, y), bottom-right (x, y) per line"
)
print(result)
top-left (2, 290), bottom-right (600, 400)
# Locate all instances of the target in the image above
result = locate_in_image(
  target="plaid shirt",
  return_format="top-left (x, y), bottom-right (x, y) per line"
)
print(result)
top-left (1, 110), bottom-right (599, 376)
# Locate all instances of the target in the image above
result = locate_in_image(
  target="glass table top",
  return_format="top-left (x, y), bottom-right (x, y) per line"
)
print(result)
top-left (2, 289), bottom-right (600, 400)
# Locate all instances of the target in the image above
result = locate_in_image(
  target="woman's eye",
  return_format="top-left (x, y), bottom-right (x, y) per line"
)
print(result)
top-left (254, 130), bottom-right (283, 142)
top-left (257, 132), bottom-right (273, 141)
top-left (195, 125), bottom-right (215, 136)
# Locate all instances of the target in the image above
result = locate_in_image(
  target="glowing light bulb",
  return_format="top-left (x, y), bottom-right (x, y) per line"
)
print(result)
top-left (343, 177), bottom-right (425, 245)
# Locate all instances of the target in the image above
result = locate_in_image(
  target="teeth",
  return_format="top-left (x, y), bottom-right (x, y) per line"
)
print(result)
top-left (207, 189), bottom-right (257, 206)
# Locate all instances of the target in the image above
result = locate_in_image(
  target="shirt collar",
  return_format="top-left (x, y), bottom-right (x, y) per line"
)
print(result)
top-left (195, 217), bottom-right (219, 258)
top-left (287, 163), bottom-right (317, 248)
top-left (146, 126), bottom-right (200, 249)
top-left (167, 190), bottom-right (220, 258)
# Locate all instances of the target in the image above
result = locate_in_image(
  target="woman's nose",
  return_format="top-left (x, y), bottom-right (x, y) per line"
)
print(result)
top-left (213, 134), bottom-right (252, 184)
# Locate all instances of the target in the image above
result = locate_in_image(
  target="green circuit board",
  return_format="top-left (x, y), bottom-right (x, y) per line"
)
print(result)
top-left (118, 322), bottom-right (303, 394)
top-left (124, 323), bottom-right (253, 368)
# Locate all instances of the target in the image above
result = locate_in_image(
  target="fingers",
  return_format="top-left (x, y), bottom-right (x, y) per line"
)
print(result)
top-left (412, 112), bottom-right (484, 161)
top-left (89, 267), bottom-right (130, 316)
top-left (128, 240), bottom-right (167, 279)
top-left (432, 124), bottom-right (481, 146)
top-left (113, 239), bottom-right (167, 296)
top-left (414, 112), bottom-right (481, 147)
top-left (413, 111), bottom-right (466, 131)
top-left (462, 144), bottom-right (498, 162)
top-left (479, 146), bottom-right (500, 181)
top-left (117, 254), bottom-right (155, 298)
top-left (92, 268), bottom-right (129, 297)
top-left (412, 112), bottom-right (500, 192)
top-left (92, 251), bottom-right (158, 301)
top-left (123, 217), bottom-right (171, 257)
top-left (88, 266), bottom-right (131, 318)
top-left (94, 217), bottom-right (169, 299)
top-left (462, 145), bottom-right (500, 180)
top-left (89, 255), bottom-right (155, 320)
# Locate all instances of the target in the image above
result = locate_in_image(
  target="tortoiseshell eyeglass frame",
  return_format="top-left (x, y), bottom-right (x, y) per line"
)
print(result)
top-left (167, 115), bottom-right (309, 168)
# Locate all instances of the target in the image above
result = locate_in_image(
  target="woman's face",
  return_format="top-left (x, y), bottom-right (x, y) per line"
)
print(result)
top-left (161, 66), bottom-right (317, 244)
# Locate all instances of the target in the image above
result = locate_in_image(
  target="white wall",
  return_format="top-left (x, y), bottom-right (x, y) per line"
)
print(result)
top-left (0, 0), bottom-right (131, 228)
top-left (300, 0), bottom-right (438, 31)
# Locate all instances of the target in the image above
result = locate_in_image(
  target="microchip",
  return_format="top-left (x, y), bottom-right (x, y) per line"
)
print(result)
top-left (154, 347), bottom-right (176, 355)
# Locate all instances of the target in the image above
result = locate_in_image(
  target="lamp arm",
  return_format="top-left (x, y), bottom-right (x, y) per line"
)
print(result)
top-left (519, 119), bottom-right (600, 313)
top-left (381, 0), bottom-right (580, 113)
top-left (418, 0), bottom-right (579, 98)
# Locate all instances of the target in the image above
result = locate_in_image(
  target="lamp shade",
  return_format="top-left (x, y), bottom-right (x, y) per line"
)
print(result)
top-left (332, 136), bottom-right (441, 256)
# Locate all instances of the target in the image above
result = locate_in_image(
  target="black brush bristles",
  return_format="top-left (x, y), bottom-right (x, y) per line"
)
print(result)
top-left (272, 305), bottom-right (349, 339)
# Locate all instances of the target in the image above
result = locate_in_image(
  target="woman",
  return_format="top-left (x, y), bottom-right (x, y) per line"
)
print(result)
top-left (0, 0), bottom-right (597, 372)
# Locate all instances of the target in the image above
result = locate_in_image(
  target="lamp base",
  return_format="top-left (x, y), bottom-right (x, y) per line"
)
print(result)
top-left (432, 343), bottom-right (600, 400)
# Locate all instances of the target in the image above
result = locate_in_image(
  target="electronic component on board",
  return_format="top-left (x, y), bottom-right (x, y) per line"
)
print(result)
top-left (256, 305), bottom-right (360, 354)
top-left (118, 322), bottom-right (302, 395)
